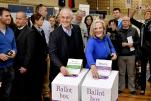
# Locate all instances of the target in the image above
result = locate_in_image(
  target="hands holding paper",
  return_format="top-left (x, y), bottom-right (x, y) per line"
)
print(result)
top-left (127, 43), bottom-right (133, 48)
top-left (90, 65), bottom-right (99, 79)
top-left (60, 66), bottom-right (69, 76)
top-left (122, 42), bottom-right (133, 48)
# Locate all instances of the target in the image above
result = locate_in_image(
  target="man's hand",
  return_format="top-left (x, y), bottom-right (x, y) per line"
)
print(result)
top-left (0, 53), bottom-right (9, 61)
top-left (127, 43), bottom-right (133, 48)
top-left (19, 67), bottom-right (27, 74)
top-left (0, 82), bottom-right (2, 88)
top-left (60, 66), bottom-right (69, 76)
top-left (129, 5), bottom-right (139, 18)
top-left (45, 54), bottom-right (50, 61)
top-left (122, 42), bottom-right (128, 47)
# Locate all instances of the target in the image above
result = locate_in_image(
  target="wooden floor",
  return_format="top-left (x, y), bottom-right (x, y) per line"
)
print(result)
top-left (118, 82), bottom-right (151, 101)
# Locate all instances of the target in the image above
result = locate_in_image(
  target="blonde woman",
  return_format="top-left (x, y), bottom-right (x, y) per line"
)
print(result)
top-left (85, 19), bottom-right (117, 79)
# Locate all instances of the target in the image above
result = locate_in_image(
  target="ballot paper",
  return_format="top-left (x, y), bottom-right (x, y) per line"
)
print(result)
top-left (127, 36), bottom-right (135, 51)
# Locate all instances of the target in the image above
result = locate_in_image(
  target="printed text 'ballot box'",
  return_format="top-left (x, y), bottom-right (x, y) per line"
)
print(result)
top-left (82, 71), bottom-right (119, 101)
top-left (52, 69), bottom-right (89, 101)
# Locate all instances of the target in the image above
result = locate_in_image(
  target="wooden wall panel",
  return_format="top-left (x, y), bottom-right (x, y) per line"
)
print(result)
top-left (19, 0), bottom-right (87, 8)
top-left (19, 0), bottom-right (57, 6)
top-left (87, 0), bottom-right (151, 15)
top-left (0, 0), bottom-right (19, 3)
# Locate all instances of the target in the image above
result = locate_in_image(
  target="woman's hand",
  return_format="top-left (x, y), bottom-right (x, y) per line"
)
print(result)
top-left (90, 65), bottom-right (99, 79)
top-left (111, 53), bottom-right (117, 60)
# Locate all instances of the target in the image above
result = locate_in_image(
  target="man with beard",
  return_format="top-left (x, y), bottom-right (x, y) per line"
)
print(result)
top-left (0, 7), bottom-right (16, 101)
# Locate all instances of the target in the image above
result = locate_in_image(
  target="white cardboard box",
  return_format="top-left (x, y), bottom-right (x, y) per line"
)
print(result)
top-left (82, 71), bottom-right (119, 101)
top-left (51, 69), bottom-right (89, 101)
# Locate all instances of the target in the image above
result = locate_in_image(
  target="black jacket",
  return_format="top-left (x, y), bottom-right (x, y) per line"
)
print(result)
top-left (118, 26), bottom-right (139, 56)
top-left (15, 25), bottom-right (47, 73)
top-left (13, 25), bottom-right (48, 101)
top-left (14, 25), bottom-right (34, 69)
top-left (130, 18), bottom-right (151, 55)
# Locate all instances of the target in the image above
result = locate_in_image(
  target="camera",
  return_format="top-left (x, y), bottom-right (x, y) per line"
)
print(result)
top-left (6, 50), bottom-right (13, 56)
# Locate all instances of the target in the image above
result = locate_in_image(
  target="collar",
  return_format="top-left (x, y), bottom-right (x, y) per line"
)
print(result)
top-left (94, 34), bottom-right (106, 40)
top-left (118, 18), bottom-right (122, 21)
top-left (0, 26), bottom-right (7, 35)
top-left (35, 26), bottom-right (43, 32)
top-left (145, 19), bottom-right (151, 24)
top-left (62, 25), bottom-right (73, 30)
top-left (62, 25), bottom-right (73, 36)
top-left (18, 25), bottom-right (26, 30)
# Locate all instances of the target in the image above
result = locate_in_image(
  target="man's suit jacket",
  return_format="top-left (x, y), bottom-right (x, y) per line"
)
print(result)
top-left (15, 25), bottom-right (34, 69)
top-left (15, 25), bottom-right (47, 74)
top-left (13, 25), bottom-right (48, 101)
top-left (49, 24), bottom-right (86, 79)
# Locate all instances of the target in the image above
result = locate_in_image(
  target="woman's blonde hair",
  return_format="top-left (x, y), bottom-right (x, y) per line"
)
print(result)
top-left (90, 19), bottom-right (106, 38)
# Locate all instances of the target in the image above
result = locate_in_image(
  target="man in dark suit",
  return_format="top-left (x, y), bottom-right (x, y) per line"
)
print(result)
top-left (49, 8), bottom-right (86, 80)
top-left (11, 11), bottom-right (33, 101)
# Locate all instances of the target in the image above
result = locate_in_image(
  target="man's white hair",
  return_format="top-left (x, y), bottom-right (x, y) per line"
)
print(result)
top-left (76, 9), bottom-right (84, 16)
top-left (59, 7), bottom-right (73, 17)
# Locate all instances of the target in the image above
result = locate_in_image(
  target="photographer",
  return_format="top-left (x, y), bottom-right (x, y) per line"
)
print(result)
top-left (130, 7), bottom-right (151, 95)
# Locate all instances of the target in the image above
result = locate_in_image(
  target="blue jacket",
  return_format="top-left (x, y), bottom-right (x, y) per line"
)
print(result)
top-left (0, 27), bottom-right (17, 68)
top-left (85, 35), bottom-right (116, 68)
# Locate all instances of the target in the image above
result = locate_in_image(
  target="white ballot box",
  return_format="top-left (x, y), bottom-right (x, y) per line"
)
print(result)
top-left (82, 71), bottom-right (118, 101)
top-left (51, 69), bottom-right (89, 101)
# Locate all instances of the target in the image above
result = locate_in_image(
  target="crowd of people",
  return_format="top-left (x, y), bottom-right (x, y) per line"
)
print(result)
top-left (0, 3), bottom-right (151, 101)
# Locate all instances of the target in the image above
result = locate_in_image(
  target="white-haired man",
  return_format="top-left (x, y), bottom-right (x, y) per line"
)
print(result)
top-left (49, 8), bottom-right (86, 80)
top-left (72, 9), bottom-right (88, 47)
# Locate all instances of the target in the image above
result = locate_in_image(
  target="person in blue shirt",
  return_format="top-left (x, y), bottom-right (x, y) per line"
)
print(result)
top-left (0, 7), bottom-right (17, 101)
top-left (85, 19), bottom-right (117, 79)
